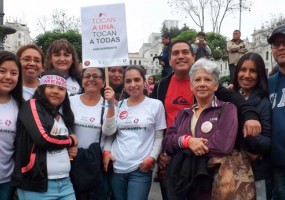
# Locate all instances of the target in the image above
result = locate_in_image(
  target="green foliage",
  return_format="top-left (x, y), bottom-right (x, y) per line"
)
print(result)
top-left (171, 29), bottom-right (228, 61)
top-left (161, 24), bottom-right (191, 39)
top-left (34, 30), bottom-right (82, 61)
top-left (219, 75), bottom-right (230, 84)
top-left (153, 73), bottom-right (162, 82)
top-left (206, 32), bottom-right (228, 61)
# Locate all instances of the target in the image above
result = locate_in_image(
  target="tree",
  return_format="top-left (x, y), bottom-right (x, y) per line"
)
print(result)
top-left (36, 10), bottom-right (80, 34)
top-left (263, 14), bottom-right (285, 36)
top-left (161, 24), bottom-right (191, 39)
top-left (172, 29), bottom-right (228, 61)
top-left (34, 30), bottom-right (82, 61)
top-left (167, 0), bottom-right (252, 33)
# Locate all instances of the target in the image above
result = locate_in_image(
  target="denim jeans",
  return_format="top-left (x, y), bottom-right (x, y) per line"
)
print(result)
top-left (0, 182), bottom-right (13, 200)
top-left (17, 177), bottom-right (76, 200)
top-left (274, 168), bottom-right (285, 200)
top-left (109, 169), bottom-right (152, 200)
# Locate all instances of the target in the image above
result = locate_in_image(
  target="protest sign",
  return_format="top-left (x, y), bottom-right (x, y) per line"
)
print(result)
top-left (81, 3), bottom-right (129, 68)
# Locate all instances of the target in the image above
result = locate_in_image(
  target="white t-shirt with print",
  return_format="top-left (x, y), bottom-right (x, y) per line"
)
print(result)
top-left (69, 95), bottom-right (106, 149)
top-left (66, 77), bottom-right (81, 96)
top-left (0, 98), bottom-right (18, 183)
top-left (112, 97), bottom-right (166, 173)
top-left (46, 116), bottom-right (70, 179)
top-left (23, 86), bottom-right (37, 101)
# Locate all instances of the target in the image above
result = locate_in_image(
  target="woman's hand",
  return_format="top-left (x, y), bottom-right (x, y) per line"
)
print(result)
top-left (104, 86), bottom-right (116, 105)
top-left (68, 146), bottom-right (78, 158)
top-left (103, 152), bottom-right (115, 172)
top-left (139, 157), bottom-right (155, 172)
top-left (188, 137), bottom-right (209, 156)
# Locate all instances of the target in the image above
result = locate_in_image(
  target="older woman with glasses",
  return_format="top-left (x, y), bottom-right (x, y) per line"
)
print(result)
top-left (16, 44), bottom-right (44, 100)
top-left (69, 67), bottom-right (116, 199)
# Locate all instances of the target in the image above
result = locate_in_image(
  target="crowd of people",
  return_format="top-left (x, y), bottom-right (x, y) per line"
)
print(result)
top-left (0, 24), bottom-right (285, 200)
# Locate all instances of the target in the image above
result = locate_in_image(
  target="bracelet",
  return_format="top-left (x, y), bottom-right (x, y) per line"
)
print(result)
top-left (107, 103), bottom-right (114, 107)
top-left (103, 151), bottom-right (111, 157)
top-left (146, 158), bottom-right (154, 168)
top-left (182, 135), bottom-right (192, 148)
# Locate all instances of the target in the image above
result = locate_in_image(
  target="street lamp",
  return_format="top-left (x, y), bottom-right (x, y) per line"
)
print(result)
top-left (239, 0), bottom-right (242, 31)
top-left (0, 0), bottom-right (16, 50)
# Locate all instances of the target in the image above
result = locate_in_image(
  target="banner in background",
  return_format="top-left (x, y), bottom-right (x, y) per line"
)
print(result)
top-left (81, 3), bottom-right (129, 68)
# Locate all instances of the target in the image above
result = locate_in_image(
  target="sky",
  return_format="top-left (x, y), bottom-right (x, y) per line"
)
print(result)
top-left (4, 0), bottom-right (284, 52)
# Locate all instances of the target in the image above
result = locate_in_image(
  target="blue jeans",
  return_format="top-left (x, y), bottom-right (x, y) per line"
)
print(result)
top-left (17, 177), bottom-right (76, 200)
top-left (274, 168), bottom-right (285, 200)
top-left (110, 169), bottom-right (152, 200)
top-left (0, 182), bottom-right (13, 200)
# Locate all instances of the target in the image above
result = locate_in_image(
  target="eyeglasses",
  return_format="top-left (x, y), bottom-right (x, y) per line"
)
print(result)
top-left (271, 40), bottom-right (285, 49)
top-left (20, 57), bottom-right (42, 64)
top-left (83, 74), bottom-right (102, 80)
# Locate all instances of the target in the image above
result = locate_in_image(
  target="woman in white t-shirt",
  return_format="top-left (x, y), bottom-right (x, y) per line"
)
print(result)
top-left (0, 51), bottom-right (23, 200)
top-left (103, 65), bottom-right (167, 200)
top-left (16, 44), bottom-right (44, 100)
top-left (45, 39), bottom-right (82, 96)
top-left (69, 67), bottom-right (116, 199)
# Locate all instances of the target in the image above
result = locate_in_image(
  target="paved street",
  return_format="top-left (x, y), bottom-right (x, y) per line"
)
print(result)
top-left (148, 180), bottom-right (162, 200)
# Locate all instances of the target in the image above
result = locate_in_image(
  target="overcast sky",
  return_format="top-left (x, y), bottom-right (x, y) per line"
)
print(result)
top-left (4, 0), bottom-right (284, 52)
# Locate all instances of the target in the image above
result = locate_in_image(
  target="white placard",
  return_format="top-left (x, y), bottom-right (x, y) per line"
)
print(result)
top-left (81, 3), bottom-right (129, 68)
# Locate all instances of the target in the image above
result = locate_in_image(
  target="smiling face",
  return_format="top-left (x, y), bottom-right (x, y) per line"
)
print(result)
top-left (108, 66), bottom-right (124, 89)
top-left (271, 34), bottom-right (285, 68)
top-left (169, 42), bottom-right (195, 75)
top-left (50, 49), bottom-right (73, 76)
top-left (0, 60), bottom-right (19, 97)
top-left (124, 69), bottom-right (145, 99)
top-left (82, 68), bottom-right (104, 94)
top-left (237, 60), bottom-right (258, 95)
top-left (190, 68), bottom-right (218, 101)
top-left (20, 48), bottom-right (43, 82)
top-left (44, 84), bottom-right (66, 108)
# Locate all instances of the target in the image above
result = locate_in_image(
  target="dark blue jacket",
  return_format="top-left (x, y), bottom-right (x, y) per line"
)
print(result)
top-left (240, 88), bottom-right (272, 180)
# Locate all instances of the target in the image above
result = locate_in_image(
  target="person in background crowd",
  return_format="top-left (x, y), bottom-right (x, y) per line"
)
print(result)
top-left (69, 67), bottom-right (116, 199)
top-left (227, 30), bottom-right (249, 83)
top-left (162, 58), bottom-right (238, 199)
top-left (103, 65), bottom-right (167, 200)
top-left (45, 39), bottom-right (82, 96)
top-left (150, 39), bottom-right (261, 200)
top-left (159, 33), bottom-right (173, 78)
top-left (145, 75), bottom-right (155, 96)
top-left (0, 51), bottom-right (23, 200)
top-left (11, 70), bottom-right (78, 200)
top-left (267, 24), bottom-right (285, 199)
top-left (233, 52), bottom-right (273, 200)
top-left (16, 44), bottom-right (44, 100)
top-left (191, 31), bottom-right (212, 61)
top-left (108, 66), bottom-right (128, 101)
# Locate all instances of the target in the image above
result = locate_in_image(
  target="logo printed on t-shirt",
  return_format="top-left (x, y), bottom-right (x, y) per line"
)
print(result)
top-left (119, 111), bottom-right (128, 119)
top-left (5, 120), bottom-right (11, 126)
top-left (90, 117), bottom-right (95, 123)
top-left (172, 96), bottom-right (190, 105)
top-left (133, 118), bottom-right (139, 124)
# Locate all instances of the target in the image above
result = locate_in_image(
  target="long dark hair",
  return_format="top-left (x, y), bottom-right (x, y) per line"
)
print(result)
top-left (233, 52), bottom-right (268, 97)
top-left (0, 51), bottom-right (23, 107)
top-left (123, 65), bottom-right (148, 96)
top-left (33, 70), bottom-right (74, 131)
top-left (45, 39), bottom-right (81, 81)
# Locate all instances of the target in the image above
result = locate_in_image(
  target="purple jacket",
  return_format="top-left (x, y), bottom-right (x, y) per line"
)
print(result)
top-left (162, 98), bottom-right (238, 157)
